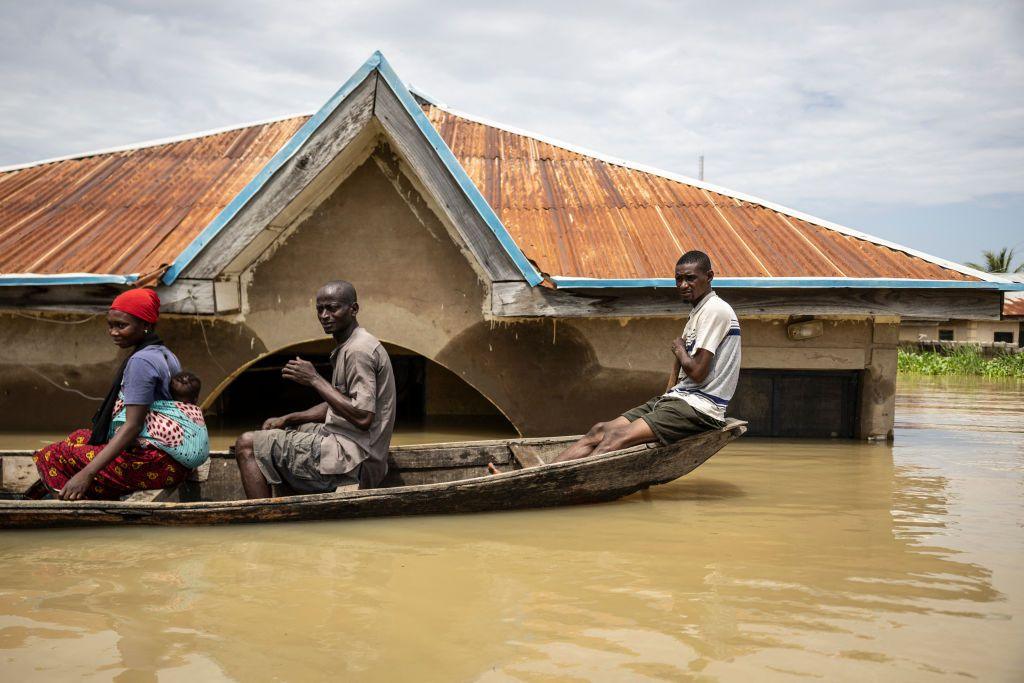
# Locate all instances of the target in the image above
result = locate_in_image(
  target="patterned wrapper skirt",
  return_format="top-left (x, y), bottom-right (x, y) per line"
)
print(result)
top-left (32, 428), bottom-right (188, 500)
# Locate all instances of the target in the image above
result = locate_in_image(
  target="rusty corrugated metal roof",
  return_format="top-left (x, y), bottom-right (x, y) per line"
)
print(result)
top-left (1004, 295), bottom-right (1024, 318)
top-left (0, 96), bottom-right (982, 284)
top-left (0, 116), bottom-right (307, 279)
top-left (424, 105), bottom-right (977, 282)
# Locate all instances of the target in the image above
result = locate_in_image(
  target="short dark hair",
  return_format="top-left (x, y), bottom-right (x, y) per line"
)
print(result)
top-left (320, 280), bottom-right (357, 303)
top-left (170, 371), bottom-right (201, 403)
top-left (676, 250), bottom-right (713, 274)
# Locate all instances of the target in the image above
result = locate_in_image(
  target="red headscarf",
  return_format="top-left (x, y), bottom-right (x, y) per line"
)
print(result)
top-left (110, 288), bottom-right (161, 323)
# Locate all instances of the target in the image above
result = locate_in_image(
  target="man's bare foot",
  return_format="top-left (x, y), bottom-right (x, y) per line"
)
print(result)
top-left (487, 462), bottom-right (502, 475)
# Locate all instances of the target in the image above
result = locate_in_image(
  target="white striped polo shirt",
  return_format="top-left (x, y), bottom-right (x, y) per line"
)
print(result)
top-left (663, 291), bottom-right (741, 421)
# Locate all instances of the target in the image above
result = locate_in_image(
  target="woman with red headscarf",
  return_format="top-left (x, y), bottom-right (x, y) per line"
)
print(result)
top-left (27, 289), bottom-right (193, 500)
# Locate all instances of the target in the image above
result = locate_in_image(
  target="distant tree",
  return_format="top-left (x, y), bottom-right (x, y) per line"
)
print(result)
top-left (966, 247), bottom-right (1024, 273)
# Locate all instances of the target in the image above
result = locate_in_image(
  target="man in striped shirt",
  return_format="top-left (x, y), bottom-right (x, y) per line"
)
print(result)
top-left (555, 250), bottom-right (741, 461)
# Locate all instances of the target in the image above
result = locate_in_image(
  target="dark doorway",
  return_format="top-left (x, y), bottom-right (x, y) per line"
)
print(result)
top-left (206, 340), bottom-right (509, 434)
top-left (727, 370), bottom-right (860, 438)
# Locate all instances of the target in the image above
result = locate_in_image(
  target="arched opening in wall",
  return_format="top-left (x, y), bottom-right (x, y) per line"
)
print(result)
top-left (205, 339), bottom-right (516, 447)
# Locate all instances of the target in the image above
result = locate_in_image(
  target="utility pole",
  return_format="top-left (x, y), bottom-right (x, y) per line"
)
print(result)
top-left (698, 153), bottom-right (704, 181)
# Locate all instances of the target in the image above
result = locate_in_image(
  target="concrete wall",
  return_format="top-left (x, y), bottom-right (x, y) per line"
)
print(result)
top-left (959, 320), bottom-right (1018, 344)
top-left (0, 150), bottom-right (896, 439)
top-left (0, 312), bottom-right (266, 432)
top-left (900, 320), bottom-right (1018, 344)
top-left (899, 322), bottom-right (940, 342)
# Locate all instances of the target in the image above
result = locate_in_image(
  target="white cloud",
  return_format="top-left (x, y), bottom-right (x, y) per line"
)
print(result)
top-left (1, 0), bottom-right (1021, 213)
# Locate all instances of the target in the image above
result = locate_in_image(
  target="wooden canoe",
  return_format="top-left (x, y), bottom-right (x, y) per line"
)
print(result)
top-left (0, 419), bottom-right (746, 529)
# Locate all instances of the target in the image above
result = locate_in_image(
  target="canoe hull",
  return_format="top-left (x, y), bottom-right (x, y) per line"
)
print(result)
top-left (0, 420), bottom-right (745, 529)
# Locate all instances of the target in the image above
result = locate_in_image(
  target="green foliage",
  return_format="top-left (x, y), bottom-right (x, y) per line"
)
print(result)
top-left (898, 346), bottom-right (1024, 378)
top-left (965, 247), bottom-right (1024, 273)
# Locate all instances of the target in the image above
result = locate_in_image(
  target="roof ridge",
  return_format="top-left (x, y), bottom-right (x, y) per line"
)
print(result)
top-left (426, 102), bottom-right (1004, 284)
top-left (0, 112), bottom-right (315, 174)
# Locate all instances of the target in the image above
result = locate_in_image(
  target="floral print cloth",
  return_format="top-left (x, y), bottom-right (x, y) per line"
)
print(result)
top-left (32, 429), bottom-right (187, 500)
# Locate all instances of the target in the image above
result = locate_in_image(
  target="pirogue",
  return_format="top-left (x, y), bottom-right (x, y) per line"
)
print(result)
top-left (0, 420), bottom-right (746, 529)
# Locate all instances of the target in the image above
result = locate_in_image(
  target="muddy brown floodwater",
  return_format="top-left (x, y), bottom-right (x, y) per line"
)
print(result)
top-left (1, 376), bottom-right (1022, 681)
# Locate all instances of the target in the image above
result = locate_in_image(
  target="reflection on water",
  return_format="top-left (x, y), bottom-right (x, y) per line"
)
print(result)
top-left (1, 377), bottom-right (1022, 680)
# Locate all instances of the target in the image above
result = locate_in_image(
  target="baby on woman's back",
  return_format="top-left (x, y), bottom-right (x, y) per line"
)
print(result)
top-left (170, 371), bottom-right (201, 405)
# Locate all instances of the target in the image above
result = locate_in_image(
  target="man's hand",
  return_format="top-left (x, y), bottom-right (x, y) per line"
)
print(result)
top-left (262, 416), bottom-right (287, 430)
top-left (59, 470), bottom-right (94, 501)
top-left (281, 357), bottom-right (320, 387)
top-left (671, 337), bottom-right (686, 358)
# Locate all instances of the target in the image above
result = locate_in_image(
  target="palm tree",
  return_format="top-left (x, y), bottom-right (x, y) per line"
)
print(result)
top-left (966, 247), bottom-right (1024, 273)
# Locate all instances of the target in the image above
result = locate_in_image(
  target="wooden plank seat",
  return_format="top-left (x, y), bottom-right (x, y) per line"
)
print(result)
top-left (509, 443), bottom-right (545, 469)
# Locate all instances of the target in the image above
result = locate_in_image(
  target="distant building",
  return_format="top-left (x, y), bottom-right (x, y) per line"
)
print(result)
top-left (900, 278), bottom-right (1024, 346)
top-left (1, 53), bottom-right (1020, 440)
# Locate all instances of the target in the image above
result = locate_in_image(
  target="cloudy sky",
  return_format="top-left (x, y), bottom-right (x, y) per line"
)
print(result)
top-left (1, 0), bottom-right (1021, 265)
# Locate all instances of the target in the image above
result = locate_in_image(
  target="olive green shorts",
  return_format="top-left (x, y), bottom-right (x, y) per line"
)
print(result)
top-left (621, 397), bottom-right (725, 445)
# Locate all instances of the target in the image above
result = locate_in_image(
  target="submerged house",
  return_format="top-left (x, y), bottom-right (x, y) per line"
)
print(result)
top-left (1006, 294), bottom-right (1024, 332)
top-left (1, 52), bottom-right (1020, 440)
top-left (899, 277), bottom-right (1024, 347)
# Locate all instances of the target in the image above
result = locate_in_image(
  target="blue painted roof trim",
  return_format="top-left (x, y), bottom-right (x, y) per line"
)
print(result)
top-left (161, 53), bottom-right (384, 285)
top-left (161, 51), bottom-right (542, 287)
top-left (550, 276), bottom-right (1024, 291)
top-left (0, 273), bottom-right (139, 286)
top-left (374, 56), bottom-right (542, 285)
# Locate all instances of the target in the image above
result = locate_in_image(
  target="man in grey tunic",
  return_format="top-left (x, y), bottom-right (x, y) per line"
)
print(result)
top-left (233, 281), bottom-right (396, 498)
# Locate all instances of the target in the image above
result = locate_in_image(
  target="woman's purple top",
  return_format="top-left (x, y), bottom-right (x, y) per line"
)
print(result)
top-left (120, 345), bottom-right (181, 405)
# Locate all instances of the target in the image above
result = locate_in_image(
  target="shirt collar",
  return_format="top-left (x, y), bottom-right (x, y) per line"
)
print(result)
top-left (329, 325), bottom-right (363, 361)
top-left (691, 290), bottom-right (717, 315)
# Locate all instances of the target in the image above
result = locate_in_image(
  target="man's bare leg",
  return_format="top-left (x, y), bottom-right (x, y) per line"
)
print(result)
top-left (553, 417), bottom-right (630, 462)
top-left (272, 482), bottom-right (300, 497)
top-left (234, 432), bottom-right (272, 499)
top-left (592, 418), bottom-right (658, 455)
